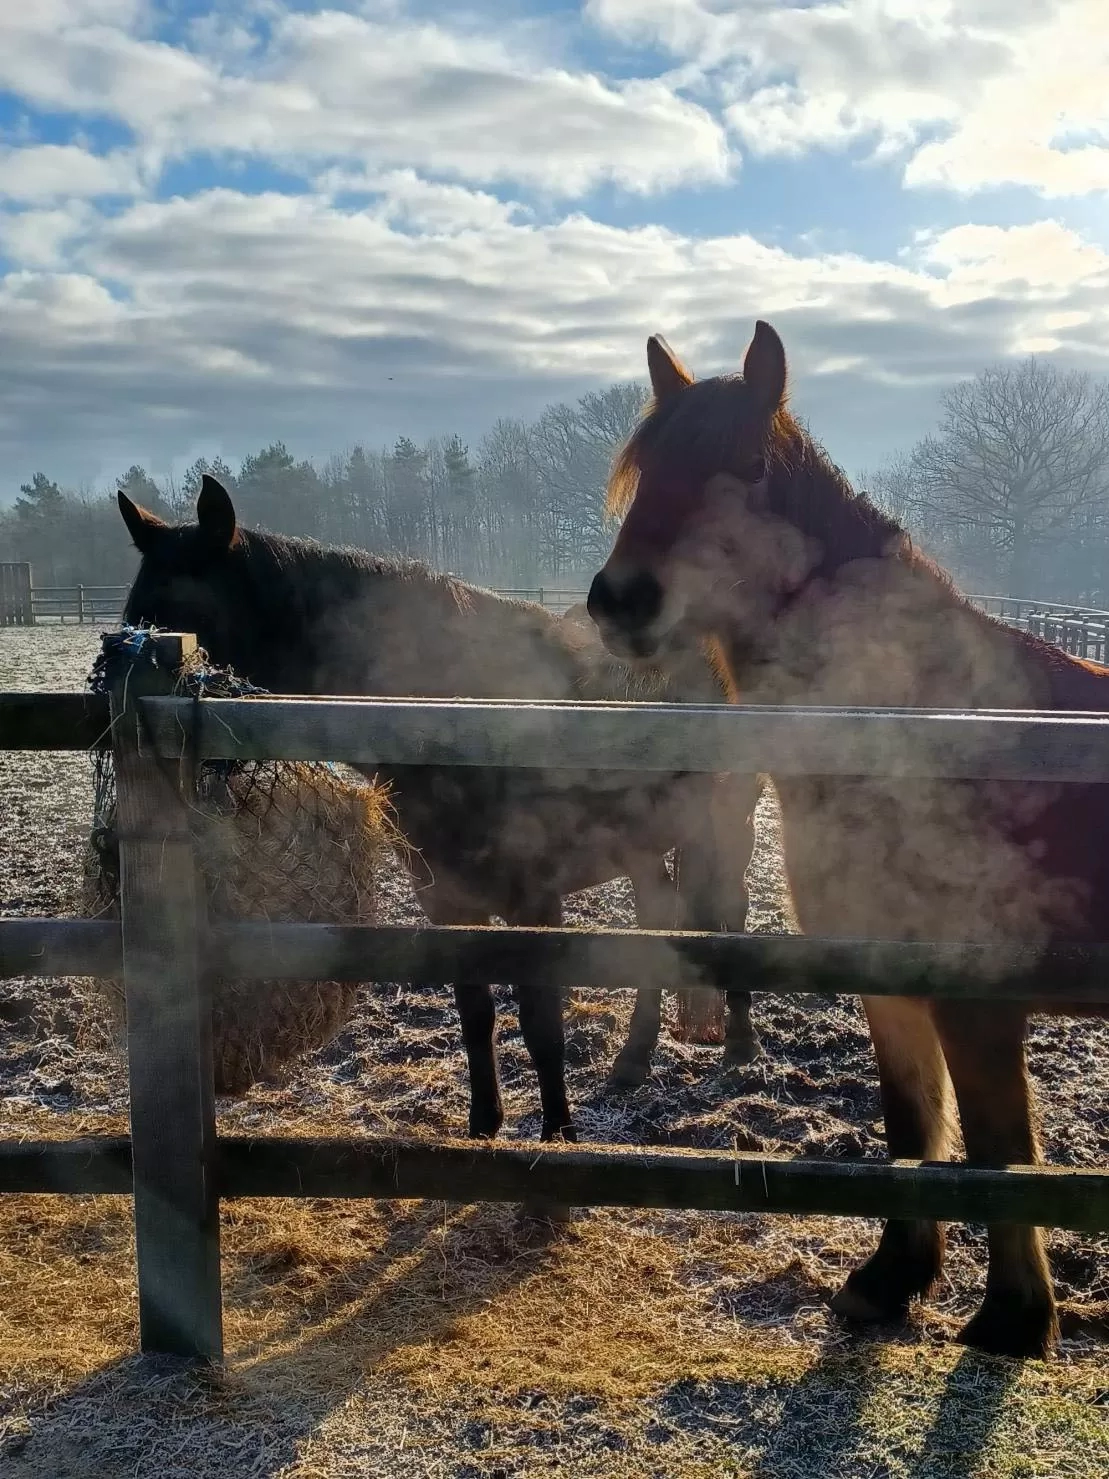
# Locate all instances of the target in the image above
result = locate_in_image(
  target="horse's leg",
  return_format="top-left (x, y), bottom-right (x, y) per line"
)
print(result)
top-left (830, 996), bottom-right (952, 1324)
top-left (933, 1000), bottom-right (1057, 1358)
top-left (420, 885), bottom-right (504, 1140)
top-left (505, 892), bottom-right (576, 1228)
top-left (507, 893), bottom-right (575, 1145)
top-left (679, 774), bottom-right (761, 1067)
top-left (606, 857), bottom-right (677, 1090)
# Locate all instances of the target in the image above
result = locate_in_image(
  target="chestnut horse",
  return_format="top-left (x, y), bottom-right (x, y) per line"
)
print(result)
top-left (587, 320), bottom-right (1109, 1357)
top-left (118, 478), bottom-right (762, 1160)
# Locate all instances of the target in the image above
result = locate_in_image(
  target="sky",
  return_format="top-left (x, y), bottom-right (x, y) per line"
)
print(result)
top-left (0, 0), bottom-right (1107, 501)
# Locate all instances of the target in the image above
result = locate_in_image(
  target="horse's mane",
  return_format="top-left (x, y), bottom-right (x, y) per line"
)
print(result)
top-left (228, 525), bottom-right (496, 626)
top-left (607, 378), bottom-right (963, 596)
top-left (235, 526), bottom-right (441, 586)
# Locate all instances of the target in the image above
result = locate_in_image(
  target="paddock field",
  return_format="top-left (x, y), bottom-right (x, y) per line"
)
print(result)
top-left (1, 624), bottom-right (1107, 1478)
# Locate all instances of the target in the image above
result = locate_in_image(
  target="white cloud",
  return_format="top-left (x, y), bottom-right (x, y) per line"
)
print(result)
top-left (0, 5), bottom-right (730, 197)
top-left (0, 145), bottom-right (143, 203)
top-left (2, 183), bottom-right (1108, 485)
top-left (919, 221), bottom-right (1109, 294)
top-left (0, 203), bottom-right (93, 268)
top-left (318, 168), bottom-right (528, 233)
top-left (903, 0), bottom-right (1109, 194)
top-left (588, 0), bottom-right (1109, 197)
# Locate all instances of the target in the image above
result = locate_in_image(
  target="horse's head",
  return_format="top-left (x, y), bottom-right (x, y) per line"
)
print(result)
top-left (120, 475), bottom-right (263, 678)
top-left (588, 321), bottom-right (815, 674)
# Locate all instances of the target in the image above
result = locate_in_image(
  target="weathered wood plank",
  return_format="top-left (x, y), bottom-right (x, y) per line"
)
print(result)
top-left (139, 694), bottom-right (1109, 781)
top-left (212, 922), bottom-right (1109, 1004)
top-left (0, 692), bottom-right (111, 750)
top-left (7, 686), bottom-right (1109, 779)
top-left (7, 916), bottom-right (1109, 1007)
top-left (108, 631), bottom-right (223, 1361)
top-left (4, 1136), bottom-right (1107, 1234)
top-left (0, 918), bottom-right (120, 978)
top-left (219, 1137), bottom-right (1109, 1233)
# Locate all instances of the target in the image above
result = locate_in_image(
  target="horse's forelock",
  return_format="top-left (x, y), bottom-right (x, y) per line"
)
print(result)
top-left (607, 376), bottom-right (787, 522)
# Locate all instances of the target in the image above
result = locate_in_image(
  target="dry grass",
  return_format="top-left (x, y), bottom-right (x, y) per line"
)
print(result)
top-left (1, 1183), bottom-right (1107, 1477)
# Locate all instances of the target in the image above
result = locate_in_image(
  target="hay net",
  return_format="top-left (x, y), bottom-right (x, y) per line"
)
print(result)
top-left (83, 625), bottom-right (395, 1094)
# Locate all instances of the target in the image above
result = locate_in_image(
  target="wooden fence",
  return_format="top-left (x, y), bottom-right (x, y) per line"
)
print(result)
top-left (15, 579), bottom-right (1109, 654)
top-left (3, 631), bottom-right (1109, 1363)
top-left (0, 563), bottom-right (33, 626)
top-left (28, 584), bottom-right (135, 625)
top-left (19, 583), bottom-right (589, 623)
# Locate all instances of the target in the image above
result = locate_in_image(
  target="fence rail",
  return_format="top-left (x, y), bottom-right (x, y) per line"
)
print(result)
top-left (10, 689), bottom-right (1109, 780)
top-left (3, 631), bottom-right (1109, 1362)
top-left (15, 579), bottom-right (1109, 658)
top-left (3, 1135), bottom-right (1108, 1233)
top-left (7, 916), bottom-right (1109, 1003)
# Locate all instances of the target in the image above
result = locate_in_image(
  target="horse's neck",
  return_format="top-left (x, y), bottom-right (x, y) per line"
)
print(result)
top-left (296, 561), bottom-right (575, 700)
top-left (754, 543), bottom-right (1053, 711)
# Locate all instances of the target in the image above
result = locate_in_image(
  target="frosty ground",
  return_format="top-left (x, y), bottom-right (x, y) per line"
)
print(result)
top-left (1, 625), bottom-right (1107, 1478)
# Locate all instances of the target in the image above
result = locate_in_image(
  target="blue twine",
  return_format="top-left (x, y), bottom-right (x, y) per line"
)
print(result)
top-left (89, 623), bottom-right (270, 699)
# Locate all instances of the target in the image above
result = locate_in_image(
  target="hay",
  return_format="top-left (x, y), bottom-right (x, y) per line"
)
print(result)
top-left (82, 758), bottom-right (396, 1095)
top-left (6, 1191), bottom-right (1108, 1479)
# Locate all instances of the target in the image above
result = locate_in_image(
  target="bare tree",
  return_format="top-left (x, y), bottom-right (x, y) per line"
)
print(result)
top-left (864, 452), bottom-right (918, 527)
top-left (905, 359), bottom-right (1109, 595)
top-left (531, 382), bottom-right (647, 570)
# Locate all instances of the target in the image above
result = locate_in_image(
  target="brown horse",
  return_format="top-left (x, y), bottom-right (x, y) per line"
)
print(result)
top-left (587, 320), bottom-right (1109, 1358)
top-left (118, 478), bottom-right (762, 1158)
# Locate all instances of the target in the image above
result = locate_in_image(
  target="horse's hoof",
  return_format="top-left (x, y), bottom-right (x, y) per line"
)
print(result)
top-left (468, 1108), bottom-right (505, 1140)
top-left (829, 1278), bottom-right (908, 1326)
top-left (958, 1296), bottom-right (1059, 1361)
top-left (606, 1056), bottom-right (649, 1091)
top-left (722, 1034), bottom-right (761, 1070)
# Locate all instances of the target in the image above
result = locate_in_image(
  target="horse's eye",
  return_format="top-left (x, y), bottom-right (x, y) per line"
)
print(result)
top-left (743, 457), bottom-right (766, 484)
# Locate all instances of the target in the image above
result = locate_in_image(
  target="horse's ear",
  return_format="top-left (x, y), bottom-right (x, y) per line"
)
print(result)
top-left (742, 320), bottom-right (787, 418)
top-left (117, 489), bottom-right (167, 553)
top-left (196, 474), bottom-right (238, 551)
top-left (647, 334), bottom-right (693, 402)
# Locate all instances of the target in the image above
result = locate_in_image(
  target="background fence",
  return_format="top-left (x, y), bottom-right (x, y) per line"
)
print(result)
top-left (10, 573), bottom-right (1109, 659)
top-left (2, 630), bottom-right (1109, 1361)
top-left (13, 580), bottom-right (588, 623)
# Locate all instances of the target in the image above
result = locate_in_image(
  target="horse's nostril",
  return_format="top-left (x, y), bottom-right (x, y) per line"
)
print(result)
top-left (587, 570), bottom-right (613, 621)
top-left (588, 569), bottom-right (663, 630)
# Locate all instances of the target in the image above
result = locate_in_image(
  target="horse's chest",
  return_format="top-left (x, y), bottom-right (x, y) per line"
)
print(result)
top-left (774, 776), bottom-right (1092, 944)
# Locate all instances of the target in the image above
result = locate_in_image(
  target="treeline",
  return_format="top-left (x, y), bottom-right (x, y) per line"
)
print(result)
top-left (0, 382), bottom-right (646, 590)
top-left (8, 356), bottom-right (1109, 605)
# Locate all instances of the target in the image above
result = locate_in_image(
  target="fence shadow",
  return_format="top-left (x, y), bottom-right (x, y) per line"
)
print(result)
top-left (906, 1348), bottom-right (1019, 1479)
top-left (655, 1325), bottom-right (885, 1477)
top-left (1, 1197), bottom-right (561, 1479)
top-left (654, 1331), bottom-right (1023, 1478)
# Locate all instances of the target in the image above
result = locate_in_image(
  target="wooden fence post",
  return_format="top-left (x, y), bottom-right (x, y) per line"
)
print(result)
top-left (77, 585), bottom-right (86, 625)
top-left (106, 630), bottom-right (223, 1361)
